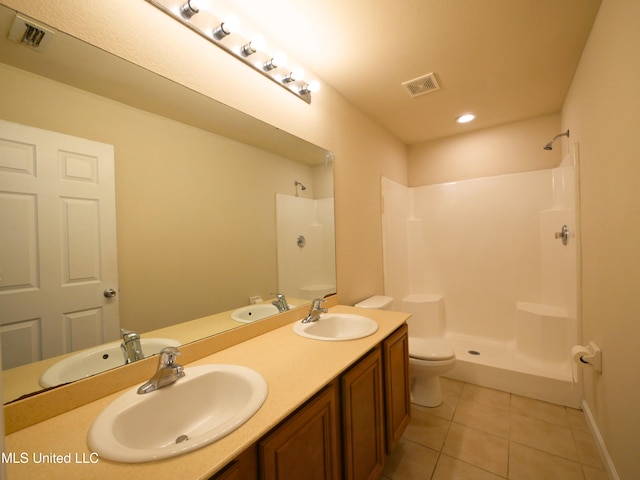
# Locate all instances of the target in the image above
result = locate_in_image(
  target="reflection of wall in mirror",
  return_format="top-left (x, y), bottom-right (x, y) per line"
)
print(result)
top-left (0, 63), bottom-right (332, 337)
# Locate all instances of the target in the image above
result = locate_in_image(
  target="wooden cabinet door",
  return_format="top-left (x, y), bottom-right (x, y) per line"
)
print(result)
top-left (208, 445), bottom-right (258, 480)
top-left (383, 324), bottom-right (411, 453)
top-left (341, 346), bottom-right (385, 480)
top-left (260, 382), bottom-right (341, 480)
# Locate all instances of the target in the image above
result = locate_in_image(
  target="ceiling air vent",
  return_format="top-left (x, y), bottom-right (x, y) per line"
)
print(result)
top-left (401, 73), bottom-right (440, 98)
top-left (8, 14), bottom-right (55, 51)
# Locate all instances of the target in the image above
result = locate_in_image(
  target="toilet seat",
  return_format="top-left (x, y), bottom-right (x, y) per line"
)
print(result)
top-left (409, 337), bottom-right (455, 361)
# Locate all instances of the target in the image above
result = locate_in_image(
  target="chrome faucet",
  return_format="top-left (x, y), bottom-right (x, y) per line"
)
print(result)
top-left (302, 298), bottom-right (328, 323)
top-left (137, 346), bottom-right (185, 394)
top-left (271, 293), bottom-right (290, 313)
top-left (120, 328), bottom-right (144, 364)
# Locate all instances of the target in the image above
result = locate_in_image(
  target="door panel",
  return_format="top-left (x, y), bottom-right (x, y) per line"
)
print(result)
top-left (0, 119), bottom-right (119, 369)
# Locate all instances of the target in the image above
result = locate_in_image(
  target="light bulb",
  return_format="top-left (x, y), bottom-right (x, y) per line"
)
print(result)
top-left (456, 113), bottom-right (475, 124)
top-left (189, 0), bottom-right (210, 10)
top-left (241, 35), bottom-right (265, 56)
top-left (264, 52), bottom-right (286, 71)
top-left (212, 14), bottom-right (239, 39)
top-left (300, 80), bottom-right (320, 95)
top-left (283, 68), bottom-right (304, 83)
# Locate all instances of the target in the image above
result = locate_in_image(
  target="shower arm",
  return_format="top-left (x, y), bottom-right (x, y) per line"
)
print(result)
top-left (544, 129), bottom-right (570, 150)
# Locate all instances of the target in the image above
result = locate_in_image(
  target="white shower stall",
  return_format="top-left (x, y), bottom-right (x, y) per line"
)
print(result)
top-left (275, 194), bottom-right (336, 300)
top-left (382, 152), bottom-right (580, 406)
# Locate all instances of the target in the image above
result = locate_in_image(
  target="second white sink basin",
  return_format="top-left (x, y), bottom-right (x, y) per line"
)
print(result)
top-left (231, 303), bottom-right (297, 323)
top-left (39, 338), bottom-right (180, 388)
top-left (293, 313), bottom-right (378, 341)
top-left (87, 364), bottom-right (268, 463)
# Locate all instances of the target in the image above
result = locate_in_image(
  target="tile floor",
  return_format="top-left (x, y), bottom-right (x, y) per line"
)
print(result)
top-left (380, 378), bottom-right (610, 480)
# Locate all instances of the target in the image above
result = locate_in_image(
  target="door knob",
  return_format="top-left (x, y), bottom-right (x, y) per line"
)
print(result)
top-left (554, 225), bottom-right (569, 246)
top-left (103, 288), bottom-right (117, 298)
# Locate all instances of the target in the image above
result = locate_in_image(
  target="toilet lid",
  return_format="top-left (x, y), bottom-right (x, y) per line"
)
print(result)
top-left (409, 337), bottom-right (455, 360)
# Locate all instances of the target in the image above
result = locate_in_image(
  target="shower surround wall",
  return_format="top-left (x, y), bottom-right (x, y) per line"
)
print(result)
top-left (382, 155), bottom-right (580, 406)
top-left (275, 194), bottom-right (336, 300)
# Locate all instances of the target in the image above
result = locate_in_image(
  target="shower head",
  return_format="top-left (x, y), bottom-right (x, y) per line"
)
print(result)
top-left (294, 181), bottom-right (306, 191)
top-left (543, 130), bottom-right (570, 150)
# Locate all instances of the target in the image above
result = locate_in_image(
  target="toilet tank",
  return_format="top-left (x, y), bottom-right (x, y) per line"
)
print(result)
top-left (402, 294), bottom-right (445, 338)
top-left (355, 295), bottom-right (394, 310)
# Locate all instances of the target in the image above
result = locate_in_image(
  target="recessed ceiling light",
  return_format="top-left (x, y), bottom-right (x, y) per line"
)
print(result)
top-left (456, 113), bottom-right (475, 124)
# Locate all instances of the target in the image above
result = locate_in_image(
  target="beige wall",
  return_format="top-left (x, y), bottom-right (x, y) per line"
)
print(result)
top-left (1, 0), bottom-right (408, 308)
top-left (408, 113), bottom-right (562, 186)
top-left (562, 0), bottom-right (640, 478)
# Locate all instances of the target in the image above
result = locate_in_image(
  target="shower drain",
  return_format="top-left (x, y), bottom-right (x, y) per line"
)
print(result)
top-left (467, 350), bottom-right (481, 356)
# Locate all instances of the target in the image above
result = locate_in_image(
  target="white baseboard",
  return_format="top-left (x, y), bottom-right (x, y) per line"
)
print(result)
top-left (581, 399), bottom-right (619, 480)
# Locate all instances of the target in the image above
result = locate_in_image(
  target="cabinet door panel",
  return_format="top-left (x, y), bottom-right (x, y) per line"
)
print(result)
top-left (208, 445), bottom-right (257, 480)
top-left (260, 383), bottom-right (340, 480)
top-left (342, 347), bottom-right (385, 480)
top-left (383, 324), bottom-right (411, 452)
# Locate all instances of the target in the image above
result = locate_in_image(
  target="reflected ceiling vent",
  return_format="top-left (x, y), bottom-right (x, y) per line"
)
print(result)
top-left (401, 72), bottom-right (440, 98)
top-left (8, 14), bottom-right (55, 51)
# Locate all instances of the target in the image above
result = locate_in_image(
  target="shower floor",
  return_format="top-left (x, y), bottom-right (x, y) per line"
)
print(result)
top-left (443, 332), bottom-right (580, 408)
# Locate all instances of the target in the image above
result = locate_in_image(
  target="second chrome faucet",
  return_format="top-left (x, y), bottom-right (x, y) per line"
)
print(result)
top-left (302, 298), bottom-right (328, 323)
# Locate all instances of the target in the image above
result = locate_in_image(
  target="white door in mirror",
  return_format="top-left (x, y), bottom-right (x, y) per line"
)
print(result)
top-left (0, 119), bottom-right (119, 368)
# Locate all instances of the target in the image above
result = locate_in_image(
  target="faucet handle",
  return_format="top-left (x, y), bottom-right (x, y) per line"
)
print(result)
top-left (121, 328), bottom-right (139, 340)
top-left (158, 346), bottom-right (181, 368)
top-left (310, 298), bottom-right (328, 315)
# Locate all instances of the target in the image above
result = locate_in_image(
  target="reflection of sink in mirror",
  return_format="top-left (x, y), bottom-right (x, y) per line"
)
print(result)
top-left (293, 313), bottom-right (378, 341)
top-left (231, 304), bottom-right (297, 323)
top-left (39, 338), bottom-right (180, 388)
top-left (87, 364), bottom-right (268, 463)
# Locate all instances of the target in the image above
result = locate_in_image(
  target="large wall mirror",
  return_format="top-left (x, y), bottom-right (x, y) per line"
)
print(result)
top-left (0, 4), bottom-right (335, 403)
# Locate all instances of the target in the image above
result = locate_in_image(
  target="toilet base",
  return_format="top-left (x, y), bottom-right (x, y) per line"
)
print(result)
top-left (411, 375), bottom-right (444, 407)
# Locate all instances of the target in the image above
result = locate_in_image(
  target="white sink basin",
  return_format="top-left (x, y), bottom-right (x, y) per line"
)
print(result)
top-left (293, 313), bottom-right (378, 341)
top-left (39, 338), bottom-right (180, 388)
top-left (87, 364), bottom-right (268, 463)
top-left (231, 303), bottom-right (297, 323)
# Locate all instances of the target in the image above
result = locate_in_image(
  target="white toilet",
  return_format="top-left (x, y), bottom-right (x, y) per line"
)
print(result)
top-left (354, 295), bottom-right (394, 311)
top-left (403, 294), bottom-right (456, 407)
top-left (355, 294), bottom-right (456, 408)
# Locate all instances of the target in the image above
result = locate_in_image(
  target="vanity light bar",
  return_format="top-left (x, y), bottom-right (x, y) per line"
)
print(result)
top-left (145, 0), bottom-right (318, 104)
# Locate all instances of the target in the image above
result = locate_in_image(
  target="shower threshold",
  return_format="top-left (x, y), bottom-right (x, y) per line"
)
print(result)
top-left (443, 333), bottom-right (580, 408)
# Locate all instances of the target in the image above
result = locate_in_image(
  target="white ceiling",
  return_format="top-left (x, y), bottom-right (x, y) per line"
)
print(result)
top-left (232, 0), bottom-right (601, 145)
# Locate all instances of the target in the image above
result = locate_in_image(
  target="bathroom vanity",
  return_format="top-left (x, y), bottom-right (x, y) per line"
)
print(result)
top-left (4, 305), bottom-right (410, 480)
